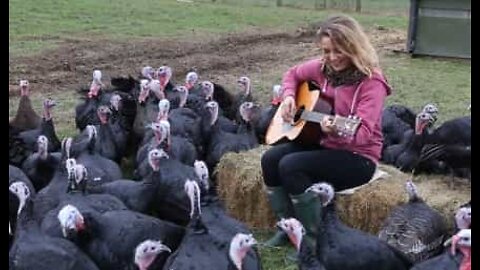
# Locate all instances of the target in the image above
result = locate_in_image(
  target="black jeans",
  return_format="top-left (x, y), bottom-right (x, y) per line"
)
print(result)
top-left (261, 142), bottom-right (376, 195)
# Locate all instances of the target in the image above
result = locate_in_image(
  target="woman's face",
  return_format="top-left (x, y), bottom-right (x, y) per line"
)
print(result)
top-left (319, 36), bottom-right (352, 72)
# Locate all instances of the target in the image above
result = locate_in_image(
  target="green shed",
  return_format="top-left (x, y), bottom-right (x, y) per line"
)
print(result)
top-left (407, 0), bottom-right (471, 59)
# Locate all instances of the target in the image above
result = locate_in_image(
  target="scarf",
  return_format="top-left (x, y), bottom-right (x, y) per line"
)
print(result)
top-left (323, 64), bottom-right (366, 87)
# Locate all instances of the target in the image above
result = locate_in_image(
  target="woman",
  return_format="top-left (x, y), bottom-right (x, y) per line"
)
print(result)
top-left (261, 14), bottom-right (391, 249)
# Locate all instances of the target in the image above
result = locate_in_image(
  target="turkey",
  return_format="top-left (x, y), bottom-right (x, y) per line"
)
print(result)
top-left (381, 103), bottom-right (438, 153)
top-left (87, 149), bottom-right (163, 214)
top-left (106, 94), bottom-right (132, 158)
top-left (132, 79), bottom-right (160, 146)
top-left (136, 120), bottom-right (198, 171)
top-left (418, 115), bottom-right (471, 183)
top-left (252, 84), bottom-right (283, 144)
top-left (410, 229), bottom-right (471, 270)
top-left (205, 101), bottom-right (259, 174)
top-left (21, 135), bottom-right (62, 192)
top-left (93, 105), bottom-right (124, 163)
top-left (392, 110), bottom-right (438, 172)
top-left (277, 218), bottom-right (326, 270)
top-left (381, 104), bottom-right (416, 149)
top-left (163, 180), bottom-right (261, 270)
top-left (230, 76), bottom-right (254, 122)
top-left (9, 167), bottom-right (36, 240)
top-left (378, 180), bottom-right (449, 263)
top-left (184, 71), bottom-right (200, 91)
top-left (453, 204), bottom-right (471, 231)
top-left (306, 182), bottom-right (412, 270)
top-left (193, 160), bottom-right (257, 245)
top-left (75, 70), bottom-right (106, 130)
top-left (141, 98), bottom-right (201, 161)
top-left (17, 98), bottom-right (61, 153)
top-left (154, 65), bottom-right (176, 100)
top-left (66, 132), bottom-right (123, 186)
top-left (10, 79), bottom-right (42, 132)
top-left (163, 91), bottom-right (205, 155)
top-left (212, 82), bottom-right (236, 120)
top-left (9, 182), bottom-right (100, 270)
top-left (33, 158), bottom-right (127, 222)
top-left (45, 203), bottom-right (184, 270)
top-left (9, 124), bottom-right (30, 167)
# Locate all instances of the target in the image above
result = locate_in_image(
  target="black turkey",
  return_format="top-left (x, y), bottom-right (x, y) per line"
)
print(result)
top-left (9, 124), bottom-right (30, 167)
top-left (21, 135), bottom-right (62, 192)
top-left (277, 218), bottom-right (326, 270)
top-left (9, 182), bottom-right (100, 270)
top-left (93, 105), bottom-right (124, 163)
top-left (252, 85), bottom-right (282, 144)
top-left (230, 76), bottom-right (254, 122)
top-left (193, 160), bottom-right (257, 245)
top-left (66, 133), bottom-right (123, 185)
top-left (75, 70), bottom-right (106, 130)
top-left (419, 116), bottom-right (471, 183)
top-left (204, 101), bottom-right (259, 174)
top-left (378, 180), bottom-right (449, 263)
top-left (17, 98), bottom-right (61, 153)
top-left (381, 103), bottom-right (438, 154)
top-left (393, 110), bottom-right (437, 172)
top-left (33, 158), bottom-right (127, 222)
top-left (87, 149), bottom-right (163, 214)
top-left (163, 180), bottom-right (261, 270)
top-left (47, 203), bottom-right (184, 270)
top-left (132, 79), bottom-right (161, 146)
top-left (306, 182), bottom-right (412, 270)
top-left (154, 65), bottom-right (176, 100)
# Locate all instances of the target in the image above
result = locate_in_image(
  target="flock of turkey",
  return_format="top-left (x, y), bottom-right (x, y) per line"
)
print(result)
top-left (9, 66), bottom-right (470, 269)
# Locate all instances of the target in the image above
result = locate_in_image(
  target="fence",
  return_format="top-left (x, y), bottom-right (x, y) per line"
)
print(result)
top-left (200, 0), bottom-right (409, 15)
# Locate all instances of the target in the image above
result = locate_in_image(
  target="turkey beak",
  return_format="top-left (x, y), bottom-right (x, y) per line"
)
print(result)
top-left (444, 236), bottom-right (453, 247)
top-left (64, 227), bottom-right (79, 239)
top-left (415, 113), bottom-right (430, 135)
top-left (159, 244), bottom-right (172, 253)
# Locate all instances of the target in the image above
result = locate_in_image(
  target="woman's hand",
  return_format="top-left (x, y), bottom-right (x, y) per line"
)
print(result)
top-left (281, 96), bottom-right (296, 123)
top-left (320, 115), bottom-right (337, 134)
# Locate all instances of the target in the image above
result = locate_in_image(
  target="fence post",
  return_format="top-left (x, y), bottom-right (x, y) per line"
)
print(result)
top-left (315, 0), bottom-right (327, 9)
top-left (355, 0), bottom-right (361, 12)
top-left (277, 0), bottom-right (282, 7)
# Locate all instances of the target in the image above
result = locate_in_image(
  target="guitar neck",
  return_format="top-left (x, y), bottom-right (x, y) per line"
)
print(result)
top-left (300, 110), bottom-right (329, 124)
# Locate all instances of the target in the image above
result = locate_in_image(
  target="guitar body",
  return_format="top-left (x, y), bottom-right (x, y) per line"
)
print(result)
top-left (265, 82), bottom-right (324, 145)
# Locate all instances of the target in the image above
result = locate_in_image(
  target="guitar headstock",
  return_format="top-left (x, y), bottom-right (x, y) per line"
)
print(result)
top-left (333, 115), bottom-right (362, 137)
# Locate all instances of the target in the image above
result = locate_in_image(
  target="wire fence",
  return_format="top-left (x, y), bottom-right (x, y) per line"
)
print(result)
top-left (198, 0), bottom-right (409, 16)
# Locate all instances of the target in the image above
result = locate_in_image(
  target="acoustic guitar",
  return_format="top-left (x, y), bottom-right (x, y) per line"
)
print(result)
top-left (265, 81), bottom-right (362, 145)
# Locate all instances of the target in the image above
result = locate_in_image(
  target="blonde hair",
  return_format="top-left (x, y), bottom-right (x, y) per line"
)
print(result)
top-left (316, 14), bottom-right (379, 77)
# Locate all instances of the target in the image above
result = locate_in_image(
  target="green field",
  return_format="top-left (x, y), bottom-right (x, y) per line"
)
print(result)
top-left (9, 0), bottom-right (470, 269)
top-left (10, 0), bottom-right (408, 57)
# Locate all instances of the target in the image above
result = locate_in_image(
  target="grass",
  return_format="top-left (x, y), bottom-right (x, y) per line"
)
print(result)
top-left (9, 1), bottom-right (470, 269)
top-left (10, 0), bottom-right (407, 57)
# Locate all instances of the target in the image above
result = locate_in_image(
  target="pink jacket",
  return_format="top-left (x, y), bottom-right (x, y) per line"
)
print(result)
top-left (282, 58), bottom-right (392, 163)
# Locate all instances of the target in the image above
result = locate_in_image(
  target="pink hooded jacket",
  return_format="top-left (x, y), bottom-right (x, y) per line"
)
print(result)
top-left (282, 58), bottom-right (392, 163)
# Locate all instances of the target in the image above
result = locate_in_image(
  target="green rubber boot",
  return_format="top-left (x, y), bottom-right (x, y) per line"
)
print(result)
top-left (286, 191), bottom-right (320, 262)
top-left (264, 186), bottom-right (294, 247)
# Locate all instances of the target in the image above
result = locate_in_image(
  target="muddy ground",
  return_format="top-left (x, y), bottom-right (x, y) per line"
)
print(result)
top-left (9, 23), bottom-right (406, 104)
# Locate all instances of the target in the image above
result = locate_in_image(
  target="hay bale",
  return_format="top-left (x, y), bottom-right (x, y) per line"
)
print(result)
top-left (215, 145), bottom-right (276, 229)
top-left (216, 147), bottom-right (471, 234)
top-left (335, 164), bottom-right (407, 234)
